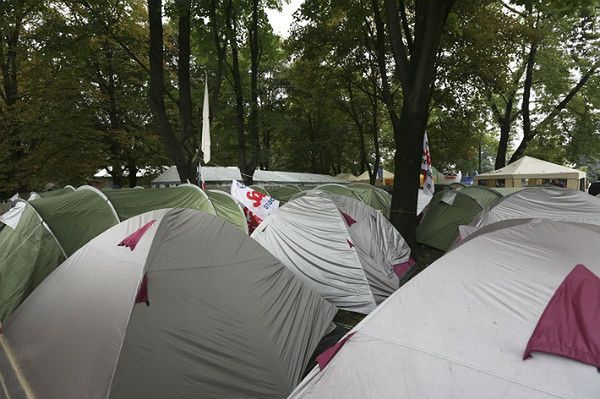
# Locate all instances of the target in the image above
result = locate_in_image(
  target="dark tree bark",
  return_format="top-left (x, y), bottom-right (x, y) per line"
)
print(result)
top-left (0, 0), bottom-right (30, 107)
top-left (147, 0), bottom-right (194, 183)
top-left (208, 0), bottom-right (227, 120)
top-left (371, 0), bottom-right (454, 248)
top-left (510, 61), bottom-right (598, 163)
top-left (224, 0), bottom-right (250, 183)
top-left (176, 0), bottom-right (195, 157)
top-left (247, 0), bottom-right (260, 176)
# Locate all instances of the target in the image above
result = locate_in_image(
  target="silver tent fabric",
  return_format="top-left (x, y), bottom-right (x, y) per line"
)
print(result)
top-left (0, 209), bottom-right (164, 399)
top-left (289, 219), bottom-right (600, 399)
top-left (1, 208), bottom-right (336, 399)
top-left (470, 186), bottom-right (600, 228)
top-left (252, 192), bottom-right (410, 314)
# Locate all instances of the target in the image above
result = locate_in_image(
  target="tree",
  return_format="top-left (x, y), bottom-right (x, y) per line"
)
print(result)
top-left (369, 0), bottom-right (455, 248)
top-left (147, 0), bottom-right (197, 183)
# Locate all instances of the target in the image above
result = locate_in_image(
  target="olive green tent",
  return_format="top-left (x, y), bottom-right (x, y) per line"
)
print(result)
top-left (104, 184), bottom-right (214, 220)
top-left (0, 186), bottom-right (120, 321)
top-left (348, 183), bottom-right (391, 215)
top-left (0, 185), bottom-right (248, 321)
top-left (416, 186), bottom-right (504, 251)
top-left (249, 184), bottom-right (304, 204)
top-left (206, 189), bottom-right (248, 233)
top-left (28, 185), bottom-right (76, 200)
top-left (291, 183), bottom-right (393, 216)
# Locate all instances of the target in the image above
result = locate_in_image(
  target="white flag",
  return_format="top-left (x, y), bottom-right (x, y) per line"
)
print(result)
top-left (230, 180), bottom-right (279, 220)
top-left (201, 76), bottom-right (211, 164)
top-left (421, 132), bottom-right (435, 196)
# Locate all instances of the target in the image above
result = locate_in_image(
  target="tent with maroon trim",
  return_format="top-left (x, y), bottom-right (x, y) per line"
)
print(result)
top-left (0, 208), bottom-right (337, 399)
top-left (251, 191), bottom-right (411, 315)
top-left (289, 219), bottom-right (600, 399)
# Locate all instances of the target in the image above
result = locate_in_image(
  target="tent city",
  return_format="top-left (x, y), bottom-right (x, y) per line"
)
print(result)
top-left (1, 1), bottom-right (600, 398)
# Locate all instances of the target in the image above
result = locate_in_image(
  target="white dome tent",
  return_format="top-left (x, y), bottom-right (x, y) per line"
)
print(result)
top-left (469, 186), bottom-right (600, 229)
top-left (289, 219), bottom-right (600, 398)
top-left (0, 208), bottom-right (336, 399)
top-left (251, 191), bottom-right (412, 315)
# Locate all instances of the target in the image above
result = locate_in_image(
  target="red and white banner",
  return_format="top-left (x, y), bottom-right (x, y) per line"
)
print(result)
top-left (230, 180), bottom-right (279, 220)
top-left (421, 132), bottom-right (435, 196)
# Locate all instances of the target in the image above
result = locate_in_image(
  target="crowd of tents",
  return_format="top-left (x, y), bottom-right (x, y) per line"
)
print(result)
top-left (0, 181), bottom-right (599, 398)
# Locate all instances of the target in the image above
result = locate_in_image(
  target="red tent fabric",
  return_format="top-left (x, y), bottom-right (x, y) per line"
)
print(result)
top-left (524, 264), bottom-right (600, 368)
top-left (118, 220), bottom-right (156, 251)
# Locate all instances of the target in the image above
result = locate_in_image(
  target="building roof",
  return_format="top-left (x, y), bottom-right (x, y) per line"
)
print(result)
top-left (475, 156), bottom-right (586, 180)
top-left (151, 166), bottom-right (349, 185)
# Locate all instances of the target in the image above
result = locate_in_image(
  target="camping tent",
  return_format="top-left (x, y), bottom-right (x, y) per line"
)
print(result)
top-left (0, 208), bottom-right (336, 399)
top-left (416, 186), bottom-right (504, 251)
top-left (474, 156), bottom-right (586, 190)
top-left (28, 185), bottom-right (75, 200)
top-left (205, 189), bottom-right (248, 233)
top-left (0, 185), bottom-right (248, 321)
top-left (291, 183), bottom-right (430, 217)
top-left (469, 186), bottom-right (600, 231)
top-left (249, 184), bottom-right (304, 204)
top-left (289, 219), bottom-right (600, 398)
top-left (251, 192), bottom-right (412, 314)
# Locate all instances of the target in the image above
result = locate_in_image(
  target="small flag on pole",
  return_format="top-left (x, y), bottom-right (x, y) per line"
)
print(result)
top-left (421, 132), bottom-right (434, 196)
top-left (198, 75), bottom-right (211, 190)
top-left (201, 75), bottom-right (211, 164)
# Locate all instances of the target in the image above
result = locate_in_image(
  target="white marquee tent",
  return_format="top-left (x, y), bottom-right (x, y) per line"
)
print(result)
top-left (474, 156), bottom-right (586, 189)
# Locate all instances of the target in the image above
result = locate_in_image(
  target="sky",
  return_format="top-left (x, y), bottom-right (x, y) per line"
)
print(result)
top-left (266, 0), bottom-right (304, 38)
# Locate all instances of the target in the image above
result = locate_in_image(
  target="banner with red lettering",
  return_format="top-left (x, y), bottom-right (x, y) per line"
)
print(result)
top-left (230, 180), bottom-right (280, 220)
top-left (421, 132), bottom-right (435, 196)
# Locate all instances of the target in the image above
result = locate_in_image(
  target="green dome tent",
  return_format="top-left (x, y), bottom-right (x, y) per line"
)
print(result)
top-left (416, 186), bottom-right (504, 251)
top-left (28, 185), bottom-right (76, 200)
top-left (205, 189), bottom-right (248, 233)
top-left (103, 184), bottom-right (214, 220)
top-left (291, 183), bottom-right (393, 216)
top-left (348, 183), bottom-right (391, 215)
top-left (249, 184), bottom-right (304, 204)
top-left (0, 186), bottom-right (121, 321)
top-left (0, 185), bottom-right (248, 321)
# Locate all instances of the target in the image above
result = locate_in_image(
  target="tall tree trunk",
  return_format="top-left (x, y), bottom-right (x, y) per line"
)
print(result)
top-left (176, 0), bottom-right (195, 157)
top-left (494, 97), bottom-right (513, 169)
top-left (378, 0), bottom-right (454, 248)
top-left (510, 58), bottom-right (599, 163)
top-left (128, 164), bottom-right (138, 187)
top-left (208, 0), bottom-right (226, 120)
top-left (247, 0), bottom-right (260, 176)
top-left (104, 39), bottom-right (126, 187)
top-left (370, 76), bottom-right (381, 186)
top-left (225, 0), bottom-right (250, 184)
top-left (147, 0), bottom-right (194, 183)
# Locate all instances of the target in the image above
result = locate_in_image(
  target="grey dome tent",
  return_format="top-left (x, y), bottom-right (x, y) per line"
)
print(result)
top-left (289, 219), bottom-right (600, 398)
top-left (0, 208), bottom-right (336, 399)
top-left (251, 191), bottom-right (411, 314)
top-left (290, 183), bottom-right (431, 217)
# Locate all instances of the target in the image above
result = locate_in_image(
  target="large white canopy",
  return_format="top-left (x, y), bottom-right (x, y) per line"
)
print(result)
top-left (475, 156), bottom-right (586, 180)
top-left (289, 219), bottom-right (600, 399)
